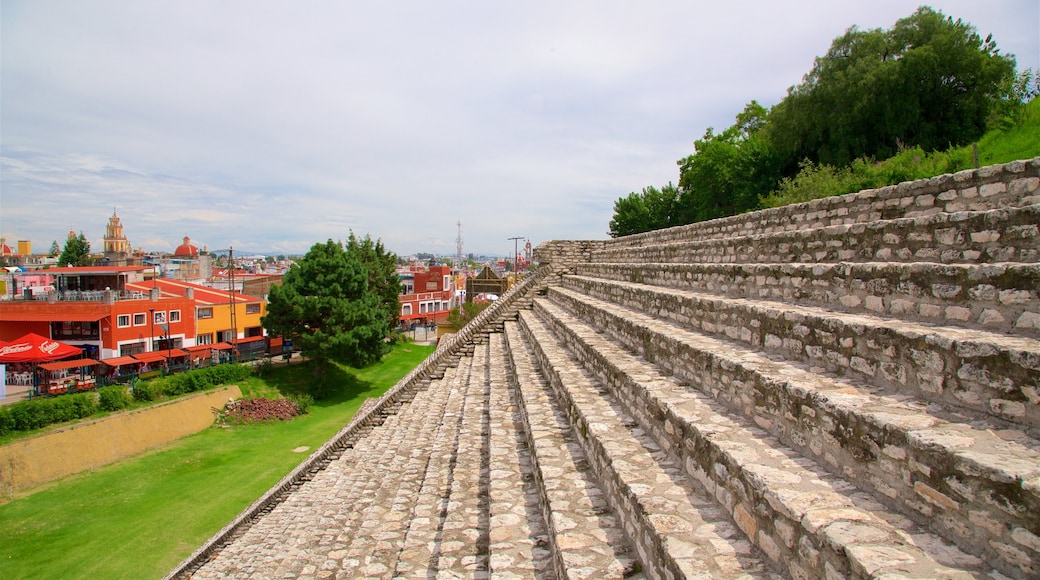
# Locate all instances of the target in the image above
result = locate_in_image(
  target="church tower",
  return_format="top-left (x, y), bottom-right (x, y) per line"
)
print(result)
top-left (103, 209), bottom-right (132, 265)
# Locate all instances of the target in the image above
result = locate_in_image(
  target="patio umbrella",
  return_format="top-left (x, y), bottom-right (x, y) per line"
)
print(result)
top-left (0, 333), bottom-right (83, 363)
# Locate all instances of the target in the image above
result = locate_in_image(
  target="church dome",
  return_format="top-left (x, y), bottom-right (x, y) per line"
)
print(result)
top-left (174, 236), bottom-right (199, 257)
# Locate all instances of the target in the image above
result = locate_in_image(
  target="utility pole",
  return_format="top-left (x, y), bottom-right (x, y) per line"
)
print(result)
top-left (507, 236), bottom-right (523, 272)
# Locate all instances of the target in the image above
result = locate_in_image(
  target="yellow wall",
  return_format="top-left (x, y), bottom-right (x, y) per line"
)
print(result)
top-left (196, 301), bottom-right (265, 342)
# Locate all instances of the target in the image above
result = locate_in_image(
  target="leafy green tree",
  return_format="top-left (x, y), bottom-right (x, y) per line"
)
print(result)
top-left (676, 101), bottom-right (780, 223)
top-left (58, 232), bottom-right (92, 266)
top-left (345, 231), bottom-right (401, 338)
top-left (262, 239), bottom-right (394, 390)
top-left (608, 183), bottom-right (681, 237)
top-left (48, 241), bottom-right (61, 256)
top-left (767, 7), bottom-right (1017, 169)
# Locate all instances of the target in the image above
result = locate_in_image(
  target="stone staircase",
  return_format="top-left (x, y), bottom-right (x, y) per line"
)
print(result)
top-left (169, 158), bottom-right (1039, 579)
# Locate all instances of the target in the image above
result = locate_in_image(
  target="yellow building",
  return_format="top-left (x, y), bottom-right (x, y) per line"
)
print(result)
top-left (126, 278), bottom-right (266, 346)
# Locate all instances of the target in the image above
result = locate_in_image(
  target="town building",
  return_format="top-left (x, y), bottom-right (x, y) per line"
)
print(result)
top-left (0, 266), bottom-right (265, 360)
top-left (398, 263), bottom-right (456, 328)
top-left (0, 266), bottom-right (195, 359)
top-left (125, 278), bottom-right (266, 346)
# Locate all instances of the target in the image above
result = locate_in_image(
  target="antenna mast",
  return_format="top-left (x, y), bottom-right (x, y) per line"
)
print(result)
top-left (455, 220), bottom-right (464, 270)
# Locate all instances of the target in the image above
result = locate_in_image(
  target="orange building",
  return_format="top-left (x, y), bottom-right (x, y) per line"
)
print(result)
top-left (125, 278), bottom-right (266, 346)
top-left (0, 266), bottom-right (196, 359)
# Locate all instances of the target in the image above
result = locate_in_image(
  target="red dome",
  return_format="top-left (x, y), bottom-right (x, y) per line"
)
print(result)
top-left (174, 236), bottom-right (199, 257)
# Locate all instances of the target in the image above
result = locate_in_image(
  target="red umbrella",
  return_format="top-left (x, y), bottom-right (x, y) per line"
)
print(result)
top-left (0, 333), bottom-right (83, 363)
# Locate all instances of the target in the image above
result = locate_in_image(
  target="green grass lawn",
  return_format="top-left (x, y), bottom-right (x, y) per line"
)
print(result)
top-left (0, 343), bottom-right (435, 579)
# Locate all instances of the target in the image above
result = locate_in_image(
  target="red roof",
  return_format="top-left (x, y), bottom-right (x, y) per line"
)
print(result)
top-left (40, 358), bottom-right (99, 371)
top-left (132, 349), bottom-right (188, 364)
top-left (100, 356), bottom-right (141, 367)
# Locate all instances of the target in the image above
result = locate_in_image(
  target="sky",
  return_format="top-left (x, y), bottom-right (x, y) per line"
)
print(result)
top-left (2, 1), bottom-right (1037, 258)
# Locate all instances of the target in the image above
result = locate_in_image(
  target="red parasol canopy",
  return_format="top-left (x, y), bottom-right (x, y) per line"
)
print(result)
top-left (0, 333), bottom-right (83, 363)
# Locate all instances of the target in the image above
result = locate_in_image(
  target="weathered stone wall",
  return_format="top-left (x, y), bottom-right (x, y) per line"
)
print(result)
top-left (606, 157), bottom-right (1040, 248)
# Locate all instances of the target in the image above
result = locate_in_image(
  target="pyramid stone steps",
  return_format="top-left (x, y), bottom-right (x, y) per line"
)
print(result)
top-left (388, 343), bottom-right (490, 578)
top-left (191, 355), bottom-right (474, 577)
top-left (512, 315), bottom-right (784, 579)
top-left (504, 321), bottom-right (645, 579)
top-left (592, 204), bottom-right (1040, 266)
top-left (556, 275), bottom-right (1040, 428)
top-left (526, 300), bottom-right (988, 579)
top-left (534, 288), bottom-right (1039, 577)
top-left (606, 158), bottom-right (1039, 249)
top-left (483, 332), bottom-right (555, 578)
top-left (572, 261), bottom-right (1040, 338)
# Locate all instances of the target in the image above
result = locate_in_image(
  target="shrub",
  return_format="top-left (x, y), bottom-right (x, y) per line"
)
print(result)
top-left (0, 405), bottom-right (12, 436)
top-left (132, 380), bottom-right (161, 403)
top-left (1, 393), bottom-right (98, 433)
top-left (98, 385), bottom-right (132, 412)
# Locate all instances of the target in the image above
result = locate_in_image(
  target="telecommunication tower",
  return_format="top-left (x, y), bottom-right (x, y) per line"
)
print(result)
top-left (455, 220), bottom-right (464, 269)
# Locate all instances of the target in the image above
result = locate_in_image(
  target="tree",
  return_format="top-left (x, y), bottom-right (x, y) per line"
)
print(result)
top-left (345, 231), bottom-right (401, 339)
top-left (58, 232), bottom-right (92, 266)
top-left (608, 183), bottom-right (681, 237)
top-left (48, 241), bottom-right (61, 256)
top-left (767, 7), bottom-right (1017, 169)
top-left (677, 101), bottom-right (780, 223)
top-left (262, 239), bottom-right (396, 391)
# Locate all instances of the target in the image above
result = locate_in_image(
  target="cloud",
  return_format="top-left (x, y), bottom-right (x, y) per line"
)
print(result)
top-left (2, 0), bottom-right (1037, 256)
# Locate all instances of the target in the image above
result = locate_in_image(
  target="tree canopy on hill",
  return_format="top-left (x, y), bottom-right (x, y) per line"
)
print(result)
top-left (610, 6), bottom-right (1031, 237)
top-left (262, 237), bottom-right (399, 389)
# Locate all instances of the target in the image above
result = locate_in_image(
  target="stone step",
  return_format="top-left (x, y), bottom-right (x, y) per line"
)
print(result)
top-left (605, 158), bottom-right (1039, 249)
top-left (347, 351), bottom-right (483, 577)
top-left (592, 204), bottom-right (1040, 266)
top-left (484, 332), bottom-right (555, 578)
top-left (190, 359), bottom-right (472, 577)
top-left (533, 291), bottom-right (1040, 578)
top-left (556, 275), bottom-right (1040, 429)
top-left (511, 317), bottom-right (783, 579)
top-left (572, 261), bottom-right (1040, 338)
top-left (503, 322), bottom-right (646, 579)
top-left (528, 299), bottom-right (998, 578)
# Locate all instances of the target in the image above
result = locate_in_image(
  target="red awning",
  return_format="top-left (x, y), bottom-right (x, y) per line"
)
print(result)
top-left (237, 336), bottom-right (265, 344)
top-left (268, 337), bottom-right (283, 348)
top-left (133, 349), bottom-right (189, 364)
top-left (39, 358), bottom-right (99, 371)
top-left (100, 356), bottom-right (141, 367)
top-left (184, 344), bottom-right (211, 358)
top-left (0, 333), bottom-right (83, 363)
top-left (210, 342), bottom-right (233, 351)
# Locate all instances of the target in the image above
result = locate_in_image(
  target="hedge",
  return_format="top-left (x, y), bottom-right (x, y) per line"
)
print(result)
top-left (0, 393), bottom-right (98, 436)
top-left (0, 363), bottom-right (256, 437)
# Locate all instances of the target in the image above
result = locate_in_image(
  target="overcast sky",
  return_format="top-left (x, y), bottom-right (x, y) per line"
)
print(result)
top-left (2, 1), bottom-right (1037, 257)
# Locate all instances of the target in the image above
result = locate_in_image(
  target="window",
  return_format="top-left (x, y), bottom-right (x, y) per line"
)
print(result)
top-left (246, 303), bottom-right (260, 314)
top-left (133, 313), bottom-right (146, 326)
top-left (402, 304), bottom-right (412, 316)
top-left (153, 311), bottom-right (166, 324)
top-left (443, 275), bottom-right (450, 290)
top-left (117, 314), bottom-right (130, 328)
top-left (197, 334), bottom-right (213, 345)
top-left (199, 307), bottom-right (213, 319)
top-left (169, 310), bottom-right (181, 323)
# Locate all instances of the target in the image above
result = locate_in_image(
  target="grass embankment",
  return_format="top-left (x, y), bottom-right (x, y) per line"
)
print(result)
top-left (0, 343), bottom-right (435, 579)
top-left (760, 97), bottom-right (1040, 208)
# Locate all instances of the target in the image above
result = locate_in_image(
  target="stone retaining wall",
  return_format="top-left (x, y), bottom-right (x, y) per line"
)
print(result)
top-left (0, 386), bottom-right (241, 494)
